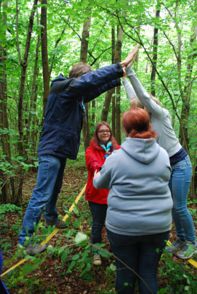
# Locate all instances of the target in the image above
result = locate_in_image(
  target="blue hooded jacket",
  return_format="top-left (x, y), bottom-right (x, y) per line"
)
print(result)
top-left (38, 63), bottom-right (123, 159)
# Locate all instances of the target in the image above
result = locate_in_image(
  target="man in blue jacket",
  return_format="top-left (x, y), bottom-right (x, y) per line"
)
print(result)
top-left (18, 47), bottom-right (138, 255)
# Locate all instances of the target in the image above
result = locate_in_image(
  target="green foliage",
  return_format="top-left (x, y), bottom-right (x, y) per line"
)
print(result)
top-left (1, 0), bottom-right (197, 291)
top-left (158, 252), bottom-right (197, 293)
top-left (0, 204), bottom-right (21, 215)
top-left (3, 173), bottom-right (197, 292)
top-left (5, 255), bottom-right (46, 293)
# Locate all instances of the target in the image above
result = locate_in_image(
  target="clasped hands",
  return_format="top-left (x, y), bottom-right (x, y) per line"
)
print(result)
top-left (120, 45), bottom-right (140, 76)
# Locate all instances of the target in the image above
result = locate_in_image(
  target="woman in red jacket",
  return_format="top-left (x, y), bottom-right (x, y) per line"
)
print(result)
top-left (85, 122), bottom-right (119, 265)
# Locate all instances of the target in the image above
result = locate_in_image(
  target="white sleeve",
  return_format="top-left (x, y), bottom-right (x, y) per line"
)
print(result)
top-left (122, 78), bottom-right (139, 101)
top-left (93, 157), bottom-right (113, 189)
top-left (126, 67), bottom-right (164, 118)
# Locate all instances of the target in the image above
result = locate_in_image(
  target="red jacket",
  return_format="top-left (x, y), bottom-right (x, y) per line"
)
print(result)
top-left (85, 140), bottom-right (119, 204)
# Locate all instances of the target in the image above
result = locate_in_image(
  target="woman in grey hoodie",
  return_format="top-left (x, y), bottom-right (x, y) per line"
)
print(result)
top-left (94, 108), bottom-right (173, 294)
top-left (124, 67), bottom-right (196, 260)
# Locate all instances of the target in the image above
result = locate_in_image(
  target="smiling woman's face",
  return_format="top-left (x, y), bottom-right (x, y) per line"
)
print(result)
top-left (97, 125), bottom-right (111, 144)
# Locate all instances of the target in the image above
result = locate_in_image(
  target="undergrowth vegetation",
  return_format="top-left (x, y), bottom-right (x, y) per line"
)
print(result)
top-left (0, 163), bottom-right (196, 293)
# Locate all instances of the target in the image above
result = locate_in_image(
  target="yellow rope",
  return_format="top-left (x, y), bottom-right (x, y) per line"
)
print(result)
top-left (1, 184), bottom-right (86, 278)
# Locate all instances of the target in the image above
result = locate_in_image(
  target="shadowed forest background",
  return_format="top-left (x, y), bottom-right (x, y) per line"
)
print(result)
top-left (0, 0), bottom-right (196, 293)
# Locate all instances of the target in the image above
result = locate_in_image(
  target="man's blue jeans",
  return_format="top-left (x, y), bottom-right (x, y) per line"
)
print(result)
top-left (107, 230), bottom-right (169, 294)
top-left (88, 201), bottom-right (107, 244)
top-left (18, 155), bottom-right (66, 245)
top-left (169, 155), bottom-right (195, 243)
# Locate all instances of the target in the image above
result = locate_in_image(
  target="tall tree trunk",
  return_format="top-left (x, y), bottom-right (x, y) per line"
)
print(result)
top-left (25, 34), bottom-right (40, 162)
top-left (0, 1), bottom-right (16, 203)
top-left (111, 27), bottom-right (116, 134)
top-left (91, 99), bottom-right (96, 125)
top-left (101, 28), bottom-right (115, 123)
top-left (17, 0), bottom-right (38, 203)
top-left (101, 89), bottom-right (115, 122)
top-left (151, 2), bottom-right (160, 96)
top-left (80, 17), bottom-right (91, 150)
top-left (114, 27), bottom-right (123, 143)
top-left (41, 0), bottom-right (50, 115)
top-left (179, 26), bottom-right (196, 197)
top-left (179, 26), bottom-right (196, 150)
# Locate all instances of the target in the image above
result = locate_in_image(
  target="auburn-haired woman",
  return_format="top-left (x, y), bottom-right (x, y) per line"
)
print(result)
top-left (124, 66), bottom-right (196, 260)
top-left (85, 122), bottom-right (119, 265)
top-left (94, 108), bottom-right (173, 293)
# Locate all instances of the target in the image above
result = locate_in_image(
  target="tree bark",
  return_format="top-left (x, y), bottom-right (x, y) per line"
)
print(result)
top-left (91, 99), bottom-right (96, 125)
top-left (101, 89), bottom-right (115, 122)
top-left (111, 27), bottom-right (116, 134)
top-left (114, 27), bottom-right (123, 143)
top-left (41, 0), bottom-right (50, 115)
top-left (179, 26), bottom-right (196, 150)
top-left (25, 34), bottom-right (40, 162)
top-left (179, 26), bottom-right (196, 197)
top-left (80, 17), bottom-right (91, 150)
top-left (151, 2), bottom-right (160, 96)
top-left (16, 0), bottom-right (38, 203)
top-left (0, 1), bottom-right (15, 203)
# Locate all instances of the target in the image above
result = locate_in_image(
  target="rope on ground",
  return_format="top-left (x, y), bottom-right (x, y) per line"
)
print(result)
top-left (0, 184), bottom-right (86, 278)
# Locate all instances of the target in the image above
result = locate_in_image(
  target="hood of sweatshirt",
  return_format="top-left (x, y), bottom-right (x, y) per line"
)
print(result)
top-left (50, 74), bottom-right (72, 94)
top-left (51, 73), bottom-right (67, 86)
top-left (121, 137), bottom-right (160, 164)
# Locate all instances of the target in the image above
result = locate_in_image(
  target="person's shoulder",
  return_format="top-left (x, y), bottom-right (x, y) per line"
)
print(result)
top-left (51, 73), bottom-right (67, 84)
top-left (86, 140), bottom-right (99, 153)
top-left (107, 148), bottom-right (121, 161)
top-left (50, 74), bottom-right (72, 93)
top-left (162, 107), bottom-right (170, 116)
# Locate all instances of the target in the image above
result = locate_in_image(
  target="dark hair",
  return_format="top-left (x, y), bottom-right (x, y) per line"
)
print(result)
top-left (122, 108), bottom-right (156, 139)
top-left (93, 121), bottom-right (119, 149)
top-left (69, 62), bottom-right (92, 78)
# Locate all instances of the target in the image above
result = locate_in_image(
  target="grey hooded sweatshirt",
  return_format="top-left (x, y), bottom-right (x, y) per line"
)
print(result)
top-left (93, 138), bottom-right (173, 236)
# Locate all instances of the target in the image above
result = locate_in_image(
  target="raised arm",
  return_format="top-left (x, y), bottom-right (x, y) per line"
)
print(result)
top-left (122, 77), bottom-right (139, 102)
top-left (126, 67), bottom-right (164, 117)
top-left (69, 46), bottom-right (141, 97)
top-left (83, 78), bottom-right (120, 103)
top-left (120, 45), bottom-right (140, 68)
top-left (67, 63), bottom-right (123, 98)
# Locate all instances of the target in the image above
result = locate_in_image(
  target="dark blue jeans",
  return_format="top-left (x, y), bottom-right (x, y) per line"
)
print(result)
top-left (88, 202), bottom-right (107, 244)
top-left (107, 230), bottom-right (169, 294)
top-left (18, 155), bottom-right (66, 245)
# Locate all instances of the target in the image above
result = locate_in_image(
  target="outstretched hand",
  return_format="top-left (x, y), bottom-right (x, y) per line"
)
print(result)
top-left (120, 45), bottom-right (140, 69)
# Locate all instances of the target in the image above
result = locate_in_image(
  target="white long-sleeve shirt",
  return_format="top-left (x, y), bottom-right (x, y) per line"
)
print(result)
top-left (122, 78), bottom-right (138, 101)
top-left (125, 68), bottom-right (182, 157)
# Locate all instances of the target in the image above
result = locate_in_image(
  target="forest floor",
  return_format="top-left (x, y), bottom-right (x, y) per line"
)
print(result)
top-left (1, 160), bottom-right (197, 294)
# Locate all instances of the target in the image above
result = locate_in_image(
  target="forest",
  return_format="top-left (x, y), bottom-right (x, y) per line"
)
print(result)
top-left (0, 0), bottom-right (196, 293)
